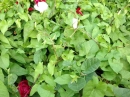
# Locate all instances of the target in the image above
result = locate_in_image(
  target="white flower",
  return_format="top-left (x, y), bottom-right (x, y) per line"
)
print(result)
top-left (72, 18), bottom-right (78, 29)
top-left (34, 2), bottom-right (48, 13)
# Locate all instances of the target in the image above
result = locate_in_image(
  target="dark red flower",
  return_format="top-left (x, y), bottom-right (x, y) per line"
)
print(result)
top-left (34, 0), bottom-right (46, 5)
top-left (28, 7), bottom-right (34, 12)
top-left (34, 0), bottom-right (39, 5)
top-left (76, 7), bottom-right (83, 16)
top-left (18, 80), bottom-right (31, 97)
top-left (16, 1), bottom-right (18, 4)
top-left (41, 0), bottom-right (46, 2)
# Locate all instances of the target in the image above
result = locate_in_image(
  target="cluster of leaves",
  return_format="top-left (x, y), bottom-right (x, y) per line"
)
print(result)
top-left (0, 0), bottom-right (130, 97)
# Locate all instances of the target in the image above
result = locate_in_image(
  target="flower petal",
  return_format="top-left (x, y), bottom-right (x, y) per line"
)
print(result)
top-left (28, 7), bottom-right (34, 11)
top-left (72, 18), bottom-right (78, 29)
top-left (18, 80), bottom-right (31, 97)
top-left (76, 7), bottom-right (83, 15)
top-left (34, 2), bottom-right (48, 13)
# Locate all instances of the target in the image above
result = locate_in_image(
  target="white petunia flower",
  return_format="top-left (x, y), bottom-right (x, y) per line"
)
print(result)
top-left (72, 18), bottom-right (78, 29)
top-left (34, 2), bottom-right (48, 13)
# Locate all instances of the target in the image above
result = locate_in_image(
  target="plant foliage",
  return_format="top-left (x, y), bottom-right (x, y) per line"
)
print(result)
top-left (0, 0), bottom-right (130, 97)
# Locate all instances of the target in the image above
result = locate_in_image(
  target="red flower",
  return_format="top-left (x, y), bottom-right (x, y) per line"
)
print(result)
top-left (34, 0), bottom-right (39, 5)
top-left (18, 80), bottom-right (31, 97)
top-left (76, 7), bottom-right (83, 16)
top-left (41, 0), bottom-right (46, 2)
top-left (28, 7), bottom-right (34, 12)
top-left (16, 1), bottom-right (18, 4)
top-left (34, 0), bottom-right (46, 5)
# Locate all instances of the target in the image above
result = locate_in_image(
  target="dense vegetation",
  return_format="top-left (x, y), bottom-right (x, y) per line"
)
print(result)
top-left (0, 0), bottom-right (130, 97)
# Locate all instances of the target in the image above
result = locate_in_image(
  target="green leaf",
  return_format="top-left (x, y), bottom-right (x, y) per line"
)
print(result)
top-left (30, 84), bottom-right (39, 96)
top-left (7, 18), bottom-right (14, 27)
top-left (109, 30), bottom-right (120, 42)
top-left (48, 62), bottom-right (55, 76)
top-left (103, 34), bottom-right (110, 43)
top-left (106, 26), bottom-right (111, 35)
top-left (54, 45), bottom-right (64, 57)
top-left (81, 58), bottom-right (100, 74)
top-left (61, 50), bottom-right (74, 61)
top-left (48, 55), bottom-right (57, 76)
top-left (34, 62), bottom-right (43, 81)
top-left (114, 13), bottom-right (126, 28)
top-left (108, 59), bottom-right (123, 74)
top-left (64, 27), bottom-right (74, 37)
top-left (102, 71), bottom-right (116, 80)
top-left (0, 53), bottom-right (9, 69)
top-left (83, 77), bottom-right (107, 97)
top-left (92, 26), bottom-right (100, 38)
top-left (35, 24), bottom-right (44, 32)
top-left (0, 33), bottom-right (10, 44)
top-left (0, 13), bottom-right (5, 20)
top-left (58, 86), bottom-right (75, 97)
top-left (0, 69), bottom-right (4, 82)
top-left (0, 20), bottom-right (8, 34)
top-left (8, 74), bottom-right (17, 85)
top-left (29, 30), bottom-right (38, 38)
top-left (97, 22), bottom-right (109, 27)
top-left (80, 14), bottom-right (90, 20)
top-left (83, 19), bottom-right (95, 33)
top-left (96, 50), bottom-right (108, 60)
top-left (54, 74), bottom-right (72, 85)
top-left (113, 87), bottom-right (130, 97)
top-left (91, 12), bottom-right (98, 22)
top-left (120, 25), bottom-right (130, 36)
top-left (85, 72), bottom-right (97, 83)
top-left (9, 50), bottom-right (26, 64)
top-left (105, 84), bottom-right (115, 96)
top-left (31, 12), bottom-right (42, 22)
top-left (76, 40), bottom-right (99, 56)
top-left (43, 75), bottom-right (56, 87)
top-left (18, 13), bottom-right (28, 22)
top-left (126, 56), bottom-right (130, 64)
top-left (37, 86), bottom-right (54, 97)
top-left (120, 70), bottom-right (130, 79)
top-left (61, 60), bottom-right (71, 67)
top-left (70, 30), bottom-right (86, 46)
top-left (0, 80), bottom-right (9, 97)
top-left (63, 13), bottom-right (73, 26)
top-left (10, 63), bottom-right (27, 76)
top-left (34, 50), bottom-right (46, 64)
top-left (15, 19), bottom-right (21, 28)
top-left (7, 9), bottom-right (14, 17)
top-left (68, 78), bottom-right (86, 91)
top-left (24, 21), bottom-right (34, 42)
top-left (43, 36), bottom-right (54, 45)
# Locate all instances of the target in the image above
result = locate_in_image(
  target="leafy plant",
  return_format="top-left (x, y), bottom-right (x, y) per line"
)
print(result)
top-left (0, 0), bottom-right (130, 97)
